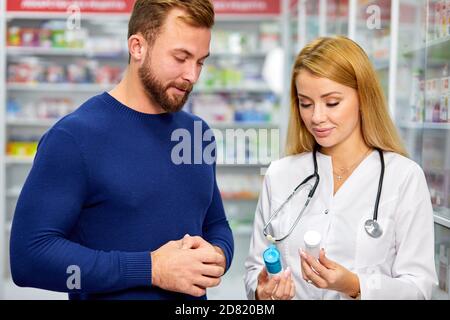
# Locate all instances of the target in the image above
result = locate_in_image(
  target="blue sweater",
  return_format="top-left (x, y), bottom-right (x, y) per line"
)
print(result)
top-left (10, 92), bottom-right (234, 300)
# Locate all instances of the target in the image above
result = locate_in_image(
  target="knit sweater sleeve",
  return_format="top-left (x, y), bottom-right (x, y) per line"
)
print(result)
top-left (10, 127), bottom-right (152, 294)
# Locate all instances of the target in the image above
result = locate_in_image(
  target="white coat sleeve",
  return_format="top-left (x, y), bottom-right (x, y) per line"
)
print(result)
top-left (244, 166), bottom-right (273, 300)
top-left (357, 164), bottom-right (438, 299)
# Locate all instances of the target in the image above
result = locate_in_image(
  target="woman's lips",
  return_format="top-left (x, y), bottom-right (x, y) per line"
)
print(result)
top-left (313, 127), bottom-right (334, 138)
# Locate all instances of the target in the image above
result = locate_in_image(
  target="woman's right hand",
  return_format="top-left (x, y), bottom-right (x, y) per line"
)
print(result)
top-left (255, 267), bottom-right (295, 300)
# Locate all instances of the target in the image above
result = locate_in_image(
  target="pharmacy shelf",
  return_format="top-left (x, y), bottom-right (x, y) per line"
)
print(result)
top-left (374, 60), bottom-right (390, 71)
top-left (216, 163), bottom-right (267, 168)
top-left (7, 83), bottom-right (114, 92)
top-left (434, 213), bottom-right (450, 229)
top-left (425, 36), bottom-right (450, 50)
top-left (6, 12), bottom-right (130, 21)
top-left (401, 36), bottom-right (450, 56)
top-left (222, 196), bottom-right (259, 202)
top-left (5, 156), bottom-right (34, 165)
top-left (6, 46), bottom-right (126, 58)
top-left (432, 286), bottom-right (450, 300)
top-left (397, 121), bottom-right (450, 130)
top-left (6, 189), bottom-right (21, 198)
top-left (210, 52), bottom-right (268, 59)
top-left (6, 118), bottom-right (58, 127)
top-left (195, 84), bottom-right (272, 93)
top-left (230, 224), bottom-right (253, 236)
top-left (211, 122), bottom-right (278, 129)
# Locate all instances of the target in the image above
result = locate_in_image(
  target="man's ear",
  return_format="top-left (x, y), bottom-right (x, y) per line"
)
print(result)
top-left (128, 34), bottom-right (147, 63)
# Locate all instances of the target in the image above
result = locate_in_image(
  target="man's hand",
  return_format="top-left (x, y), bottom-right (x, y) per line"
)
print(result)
top-left (151, 239), bottom-right (225, 297)
top-left (180, 234), bottom-right (226, 270)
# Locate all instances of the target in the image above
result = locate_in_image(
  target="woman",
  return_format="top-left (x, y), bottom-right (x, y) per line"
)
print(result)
top-left (244, 36), bottom-right (437, 300)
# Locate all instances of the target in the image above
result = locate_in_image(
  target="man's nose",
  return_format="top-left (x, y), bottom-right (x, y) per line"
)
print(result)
top-left (182, 61), bottom-right (200, 84)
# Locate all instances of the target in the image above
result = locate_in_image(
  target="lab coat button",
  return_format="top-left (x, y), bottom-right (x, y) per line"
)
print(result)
top-left (324, 209), bottom-right (329, 214)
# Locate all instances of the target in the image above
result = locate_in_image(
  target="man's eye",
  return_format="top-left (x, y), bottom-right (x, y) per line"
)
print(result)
top-left (175, 57), bottom-right (186, 62)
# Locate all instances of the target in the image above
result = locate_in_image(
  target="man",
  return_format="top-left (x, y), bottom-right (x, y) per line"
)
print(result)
top-left (10, 0), bottom-right (234, 300)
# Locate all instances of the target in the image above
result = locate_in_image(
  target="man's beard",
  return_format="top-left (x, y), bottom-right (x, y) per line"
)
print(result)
top-left (138, 54), bottom-right (193, 113)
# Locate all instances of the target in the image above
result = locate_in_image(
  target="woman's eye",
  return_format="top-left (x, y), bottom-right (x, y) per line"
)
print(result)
top-left (327, 102), bottom-right (340, 107)
top-left (300, 103), bottom-right (312, 108)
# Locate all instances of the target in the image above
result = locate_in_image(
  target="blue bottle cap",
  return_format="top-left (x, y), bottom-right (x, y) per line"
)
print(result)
top-left (263, 245), bottom-right (282, 275)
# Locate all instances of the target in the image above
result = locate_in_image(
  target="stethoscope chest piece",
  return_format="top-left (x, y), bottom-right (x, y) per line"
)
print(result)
top-left (364, 219), bottom-right (383, 238)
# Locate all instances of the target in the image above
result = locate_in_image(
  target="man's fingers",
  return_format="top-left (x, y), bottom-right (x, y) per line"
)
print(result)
top-left (181, 234), bottom-right (206, 249)
top-left (201, 264), bottom-right (225, 278)
top-left (187, 285), bottom-right (206, 297)
top-left (197, 250), bottom-right (224, 264)
top-left (194, 275), bottom-right (221, 289)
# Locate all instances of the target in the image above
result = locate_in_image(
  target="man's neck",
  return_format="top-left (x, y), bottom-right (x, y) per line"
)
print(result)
top-left (109, 67), bottom-right (164, 114)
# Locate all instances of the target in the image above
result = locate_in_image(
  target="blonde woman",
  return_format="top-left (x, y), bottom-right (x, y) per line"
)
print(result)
top-left (244, 36), bottom-right (437, 300)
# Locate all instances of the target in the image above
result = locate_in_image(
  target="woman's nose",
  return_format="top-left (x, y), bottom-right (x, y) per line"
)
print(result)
top-left (311, 105), bottom-right (327, 124)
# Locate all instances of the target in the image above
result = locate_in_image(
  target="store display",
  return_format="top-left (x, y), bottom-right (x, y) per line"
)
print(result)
top-left (6, 138), bottom-right (39, 158)
top-left (7, 97), bottom-right (75, 120)
top-left (7, 57), bottom-right (123, 85)
top-left (439, 244), bottom-right (449, 292)
top-left (217, 174), bottom-right (263, 200)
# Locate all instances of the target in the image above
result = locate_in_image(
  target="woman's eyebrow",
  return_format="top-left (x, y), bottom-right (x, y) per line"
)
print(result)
top-left (298, 91), bottom-right (342, 98)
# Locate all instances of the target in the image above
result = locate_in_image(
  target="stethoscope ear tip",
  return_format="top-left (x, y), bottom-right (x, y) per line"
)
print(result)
top-left (266, 234), bottom-right (276, 244)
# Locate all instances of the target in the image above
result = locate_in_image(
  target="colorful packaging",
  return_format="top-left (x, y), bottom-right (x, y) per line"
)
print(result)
top-left (447, 0), bottom-right (450, 36)
top-left (426, 80), bottom-right (434, 122)
top-left (7, 27), bottom-right (21, 46)
top-left (51, 29), bottom-right (67, 47)
top-left (21, 28), bottom-right (40, 47)
top-left (39, 29), bottom-right (52, 48)
top-left (441, 1), bottom-right (447, 38)
top-left (432, 79), bottom-right (441, 122)
top-left (440, 77), bottom-right (450, 122)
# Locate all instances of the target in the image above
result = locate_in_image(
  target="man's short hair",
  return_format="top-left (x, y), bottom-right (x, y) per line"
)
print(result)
top-left (128, 0), bottom-right (215, 47)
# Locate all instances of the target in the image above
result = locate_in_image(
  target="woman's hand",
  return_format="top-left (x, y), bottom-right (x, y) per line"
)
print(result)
top-left (299, 248), bottom-right (360, 298)
top-left (255, 267), bottom-right (295, 300)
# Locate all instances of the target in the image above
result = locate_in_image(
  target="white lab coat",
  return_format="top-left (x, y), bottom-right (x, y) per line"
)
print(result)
top-left (244, 151), bottom-right (438, 300)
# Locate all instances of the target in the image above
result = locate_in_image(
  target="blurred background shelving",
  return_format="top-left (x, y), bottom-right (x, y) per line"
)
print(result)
top-left (1, 0), bottom-right (450, 300)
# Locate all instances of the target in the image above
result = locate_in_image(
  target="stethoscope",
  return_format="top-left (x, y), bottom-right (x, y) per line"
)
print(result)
top-left (263, 147), bottom-right (385, 242)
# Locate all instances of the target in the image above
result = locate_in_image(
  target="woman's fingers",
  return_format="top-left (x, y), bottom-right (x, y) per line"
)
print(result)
top-left (272, 268), bottom-right (293, 300)
top-left (301, 255), bottom-right (327, 288)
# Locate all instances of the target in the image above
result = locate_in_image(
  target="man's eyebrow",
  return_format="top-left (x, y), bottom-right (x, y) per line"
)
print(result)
top-left (172, 48), bottom-right (210, 60)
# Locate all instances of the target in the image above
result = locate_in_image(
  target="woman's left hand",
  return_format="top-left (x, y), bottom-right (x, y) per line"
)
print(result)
top-left (299, 248), bottom-right (360, 297)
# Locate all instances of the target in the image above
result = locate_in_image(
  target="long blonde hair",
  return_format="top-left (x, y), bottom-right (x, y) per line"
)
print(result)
top-left (285, 36), bottom-right (407, 157)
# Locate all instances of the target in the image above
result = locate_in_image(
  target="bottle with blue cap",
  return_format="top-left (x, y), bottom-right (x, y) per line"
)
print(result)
top-left (263, 245), bottom-right (283, 277)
